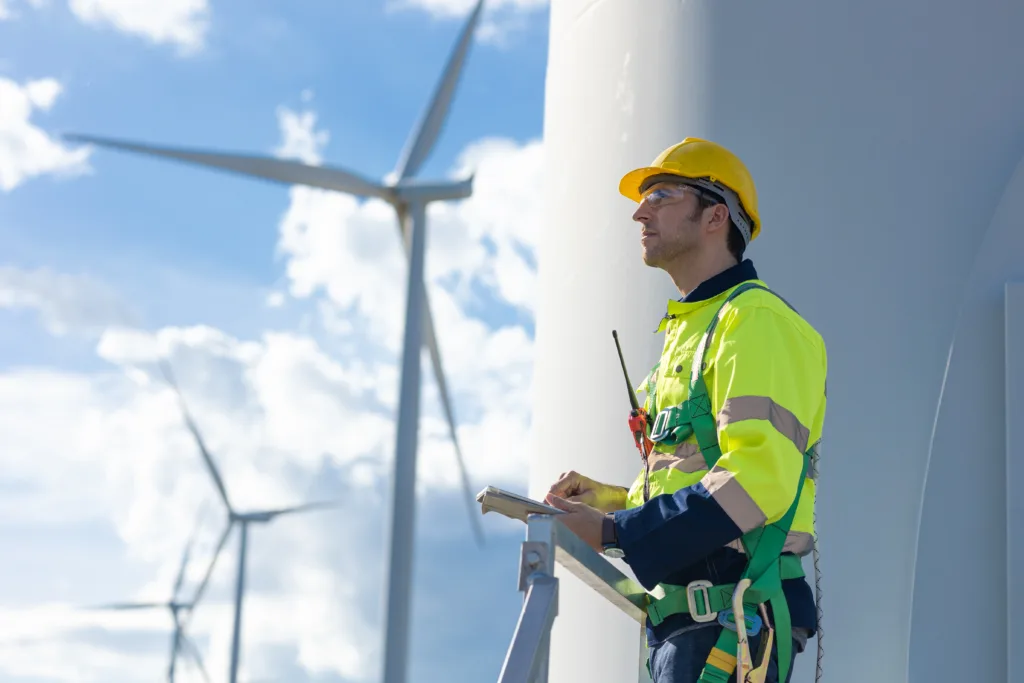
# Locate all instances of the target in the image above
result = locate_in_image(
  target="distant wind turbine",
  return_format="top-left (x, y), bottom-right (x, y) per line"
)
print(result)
top-left (87, 508), bottom-right (211, 683)
top-left (158, 359), bottom-right (342, 683)
top-left (64, 3), bottom-right (488, 682)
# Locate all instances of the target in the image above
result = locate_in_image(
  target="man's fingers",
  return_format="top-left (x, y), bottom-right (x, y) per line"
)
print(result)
top-left (547, 495), bottom-right (594, 514)
top-left (545, 494), bottom-right (579, 511)
top-left (548, 471), bottom-right (582, 498)
top-left (567, 491), bottom-right (596, 506)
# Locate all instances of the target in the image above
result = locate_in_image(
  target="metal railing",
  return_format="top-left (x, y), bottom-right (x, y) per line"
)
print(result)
top-left (495, 513), bottom-right (652, 683)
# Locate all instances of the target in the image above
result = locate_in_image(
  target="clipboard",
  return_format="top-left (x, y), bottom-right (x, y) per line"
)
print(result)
top-left (476, 485), bottom-right (565, 522)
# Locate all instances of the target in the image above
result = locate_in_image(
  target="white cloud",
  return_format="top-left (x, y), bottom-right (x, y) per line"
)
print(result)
top-left (67, 0), bottom-right (210, 53)
top-left (0, 77), bottom-right (92, 192)
top-left (389, 0), bottom-right (547, 45)
top-left (0, 265), bottom-right (138, 336)
top-left (273, 104), bottom-right (329, 167)
top-left (0, 0), bottom-right (208, 52)
top-left (0, 102), bottom-right (543, 682)
top-left (393, 0), bottom-right (547, 19)
top-left (0, 328), bottom-right (390, 682)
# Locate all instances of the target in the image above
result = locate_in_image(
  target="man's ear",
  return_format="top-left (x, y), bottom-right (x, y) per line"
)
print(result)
top-left (706, 203), bottom-right (731, 232)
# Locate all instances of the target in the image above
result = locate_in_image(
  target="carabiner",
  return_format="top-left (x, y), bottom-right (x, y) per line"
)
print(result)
top-left (731, 579), bottom-right (754, 681)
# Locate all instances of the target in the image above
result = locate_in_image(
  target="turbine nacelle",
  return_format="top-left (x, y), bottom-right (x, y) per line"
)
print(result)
top-left (232, 500), bottom-right (344, 524)
top-left (390, 176), bottom-right (475, 204)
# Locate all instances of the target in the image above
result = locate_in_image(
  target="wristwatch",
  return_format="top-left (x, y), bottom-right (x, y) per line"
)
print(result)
top-left (601, 514), bottom-right (625, 558)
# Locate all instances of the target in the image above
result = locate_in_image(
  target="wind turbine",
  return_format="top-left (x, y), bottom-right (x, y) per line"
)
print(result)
top-left (87, 508), bottom-right (211, 683)
top-left (64, 3), bottom-right (488, 682)
top-left (158, 359), bottom-right (342, 683)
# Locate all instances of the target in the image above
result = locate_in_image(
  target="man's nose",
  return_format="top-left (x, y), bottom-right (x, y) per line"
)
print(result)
top-left (632, 203), bottom-right (649, 223)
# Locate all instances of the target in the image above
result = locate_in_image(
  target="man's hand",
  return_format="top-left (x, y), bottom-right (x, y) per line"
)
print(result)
top-left (544, 495), bottom-right (607, 553)
top-left (545, 470), bottom-right (627, 513)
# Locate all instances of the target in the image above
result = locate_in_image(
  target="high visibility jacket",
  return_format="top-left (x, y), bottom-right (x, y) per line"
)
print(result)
top-left (611, 259), bottom-right (826, 647)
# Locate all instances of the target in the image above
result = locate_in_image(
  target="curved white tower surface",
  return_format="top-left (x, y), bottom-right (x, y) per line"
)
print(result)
top-left (529, 2), bottom-right (1024, 683)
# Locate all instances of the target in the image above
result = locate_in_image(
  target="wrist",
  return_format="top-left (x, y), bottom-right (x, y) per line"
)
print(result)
top-left (601, 513), bottom-right (624, 558)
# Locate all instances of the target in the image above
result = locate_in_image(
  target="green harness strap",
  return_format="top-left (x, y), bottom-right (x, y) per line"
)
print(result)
top-left (644, 361), bottom-right (661, 420)
top-left (642, 282), bottom-right (816, 683)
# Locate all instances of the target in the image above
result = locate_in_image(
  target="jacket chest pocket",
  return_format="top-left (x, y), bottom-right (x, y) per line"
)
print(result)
top-left (650, 333), bottom-right (704, 446)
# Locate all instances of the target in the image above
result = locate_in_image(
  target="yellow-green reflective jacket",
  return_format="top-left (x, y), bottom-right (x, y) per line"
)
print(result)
top-left (625, 277), bottom-right (827, 559)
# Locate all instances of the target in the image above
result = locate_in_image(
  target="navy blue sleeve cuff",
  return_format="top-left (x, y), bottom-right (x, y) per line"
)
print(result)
top-left (612, 483), bottom-right (743, 591)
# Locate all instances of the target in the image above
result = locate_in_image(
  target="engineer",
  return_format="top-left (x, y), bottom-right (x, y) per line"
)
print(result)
top-left (544, 137), bottom-right (826, 683)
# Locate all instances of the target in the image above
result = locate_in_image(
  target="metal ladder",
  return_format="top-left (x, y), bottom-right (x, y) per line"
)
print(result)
top-left (494, 513), bottom-right (653, 683)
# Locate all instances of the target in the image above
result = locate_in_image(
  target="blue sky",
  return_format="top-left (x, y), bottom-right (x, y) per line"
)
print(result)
top-left (0, 1), bottom-right (550, 681)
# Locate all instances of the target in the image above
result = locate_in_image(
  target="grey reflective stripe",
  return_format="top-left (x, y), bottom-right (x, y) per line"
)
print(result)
top-left (701, 465), bottom-right (767, 533)
top-left (727, 530), bottom-right (814, 557)
top-left (717, 395), bottom-right (811, 454)
top-left (650, 439), bottom-right (819, 480)
top-left (647, 442), bottom-right (704, 474)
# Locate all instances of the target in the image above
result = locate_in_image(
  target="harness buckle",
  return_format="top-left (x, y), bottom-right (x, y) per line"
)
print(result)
top-left (717, 608), bottom-right (762, 636)
top-left (650, 409), bottom-right (671, 442)
top-left (685, 580), bottom-right (718, 622)
top-left (649, 404), bottom-right (694, 445)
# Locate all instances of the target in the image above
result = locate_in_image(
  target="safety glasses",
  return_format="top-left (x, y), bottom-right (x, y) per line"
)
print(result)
top-left (640, 183), bottom-right (707, 208)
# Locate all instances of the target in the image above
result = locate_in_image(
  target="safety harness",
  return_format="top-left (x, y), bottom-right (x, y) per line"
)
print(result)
top-left (639, 282), bottom-right (818, 683)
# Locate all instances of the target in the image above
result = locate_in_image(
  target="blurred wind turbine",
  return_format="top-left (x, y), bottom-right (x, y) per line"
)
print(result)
top-left (64, 3), bottom-right (488, 682)
top-left (86, 508), bottom-right (212, 683)
top-left (158, 359), bottom-right (342, 683)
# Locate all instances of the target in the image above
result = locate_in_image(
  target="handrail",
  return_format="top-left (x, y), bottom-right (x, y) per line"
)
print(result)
top-left (548, 516), bottom-right (648, 623)
top-left (495, 512), bottom-right (653, 683)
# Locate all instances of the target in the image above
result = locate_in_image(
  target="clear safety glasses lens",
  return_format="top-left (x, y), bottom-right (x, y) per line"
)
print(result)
top-left (640, 185), bottom-right (699, 208)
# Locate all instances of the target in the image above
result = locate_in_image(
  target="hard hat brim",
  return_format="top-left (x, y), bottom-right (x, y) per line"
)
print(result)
top-left (618, 167), bottom-right (689, 203)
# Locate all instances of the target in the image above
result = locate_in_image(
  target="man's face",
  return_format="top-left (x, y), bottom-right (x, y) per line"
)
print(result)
top-left (632, 181), bottom-right (706, 268)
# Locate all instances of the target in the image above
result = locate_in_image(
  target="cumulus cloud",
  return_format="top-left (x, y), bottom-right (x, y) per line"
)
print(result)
top-left (0, 101), bottom-right (542, 682)
top-left (0, 0), bottom-right (208, 52)
top-left (0, 77), bottom-right (92, 192)
top-left (275, 125), bottom-right (544, 343)
top-left (389, 0), bottom-right (547, 45)
top-left (67, 0), bottom-right (210, 53)
top-left (0, 327), bottom-right (392, 681)
top-left (273, 105), bottom-right (329, 167)
top-left (0, 265), bottom-right (138, 336)
top-left (393, 0), bottom-right (547, 19)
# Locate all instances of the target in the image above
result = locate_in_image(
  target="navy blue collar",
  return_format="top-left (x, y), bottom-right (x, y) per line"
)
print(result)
top-left (681, 259), bottom-right (759, 303)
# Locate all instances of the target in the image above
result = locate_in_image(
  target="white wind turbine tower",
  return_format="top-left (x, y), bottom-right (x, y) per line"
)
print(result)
top-left (158, 359), bottom-right (343, 683)
top-left (65, 3), bottom-right (488, 682)
top-left (87, 509), bottom-right (211, 683)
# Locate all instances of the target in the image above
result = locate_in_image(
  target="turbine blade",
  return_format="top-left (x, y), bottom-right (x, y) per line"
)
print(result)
top-left (262, 499), bottom-right (344, 520)
top-left (158, 359), bottom-right (233, 512)
top-left (422, 306), bottom-right (485, 547)
top-left (393, 0), bottom-right (485, 180)
top-left (64, 133), bottom-right (391, 200)
top-left (182, 634), bottom-right (212, 683)
top-left (171, 508), bottom-right (206, 600)
top-left (186, 520), bottom-right (233, 613)
top-left (167, 622), bottom-right (182, 683)
top-left (86, 601), bottom-right (166, 611)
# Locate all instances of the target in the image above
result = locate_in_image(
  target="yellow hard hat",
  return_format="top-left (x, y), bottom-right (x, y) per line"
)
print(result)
top-left (619, 137), bottom-right (761, 244)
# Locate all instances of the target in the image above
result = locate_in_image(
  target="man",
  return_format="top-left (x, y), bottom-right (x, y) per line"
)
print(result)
top-left (544, 137), bottom-right (826, 683)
